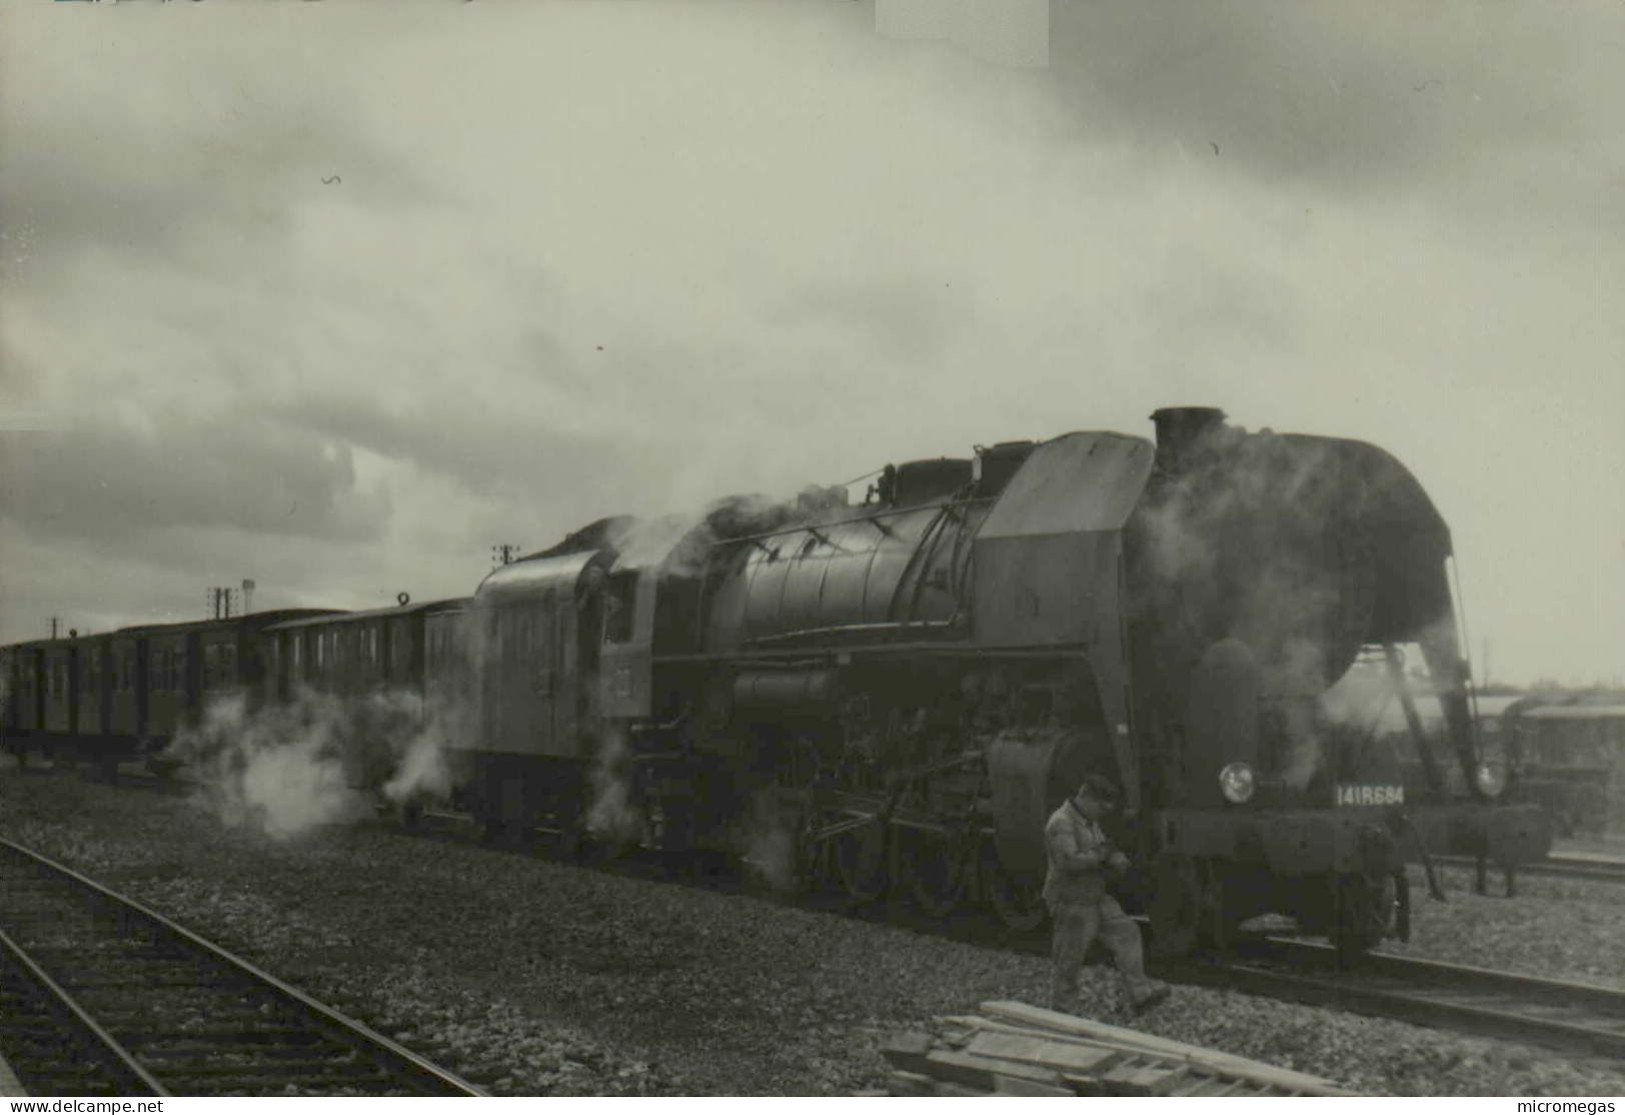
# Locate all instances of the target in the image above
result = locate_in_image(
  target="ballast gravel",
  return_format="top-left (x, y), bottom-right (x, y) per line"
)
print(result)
top-left (1, 765), bottom-right (1622, 1097)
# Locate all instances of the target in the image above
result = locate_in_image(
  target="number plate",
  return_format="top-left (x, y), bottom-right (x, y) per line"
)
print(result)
top-left (1335, 784), bottom-right (1405, 807)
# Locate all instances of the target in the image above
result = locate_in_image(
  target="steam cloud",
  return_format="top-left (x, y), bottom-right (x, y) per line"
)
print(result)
top-left (585, 724), bottom-right (641, 846)
top-left (168, 686), bottom-right (461, 840)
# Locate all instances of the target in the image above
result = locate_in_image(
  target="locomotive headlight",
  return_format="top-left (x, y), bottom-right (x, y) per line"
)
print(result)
top-left (1219, 762), bottom-right (1256, 804)
top-left (1474, 761), bottom-right (1508, 799)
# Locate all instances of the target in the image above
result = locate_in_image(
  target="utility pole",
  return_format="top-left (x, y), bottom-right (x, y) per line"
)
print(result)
top-left (205, 587), bottom-right (239, 619)
top-left (48, 616), bottom-right (60, 639)
top-left (491, 544), bottom-right (523, 568)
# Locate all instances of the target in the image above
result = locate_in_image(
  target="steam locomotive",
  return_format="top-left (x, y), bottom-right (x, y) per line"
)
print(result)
top-left (0, 407), bottom-right (1550, 956)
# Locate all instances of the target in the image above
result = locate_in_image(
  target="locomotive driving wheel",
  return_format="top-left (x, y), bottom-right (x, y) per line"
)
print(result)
top-left (903, 826), bottom-right (971, 917)
top-left (981, 839), bottom-right (1047, 932)
top-left (834, 816), bottom-right (888, 902)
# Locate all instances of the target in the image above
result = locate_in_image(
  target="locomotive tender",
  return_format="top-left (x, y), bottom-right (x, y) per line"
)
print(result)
top-left (0, 408), bottom-right (1549, 956)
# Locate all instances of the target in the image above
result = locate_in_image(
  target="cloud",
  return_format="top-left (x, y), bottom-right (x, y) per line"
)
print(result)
top-left (0, 1), bottom-right (1619, 686)
top-left (1043, 1), bottom-right (1605, 194)
top-left (0, 418), bottom-right (389, 546)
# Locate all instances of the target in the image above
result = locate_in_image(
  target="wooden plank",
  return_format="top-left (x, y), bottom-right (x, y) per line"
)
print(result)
top-left (1174, 1075), bottom-right (1245, 1097)
top-left (880, 1030), bottom-right (943, 1079)
top-left (886, 1071), bottom-right (937, 1097)
top-left (965, 1030), bottom-right (1124, 1076)
top-left (980, 1001), bottom-right (1353, 1096)
top-left (943, 1014), bottom-right (1202, 1065)
top-left (922, 1049), bottom-right (1065, 1092)
top-left (881, 1031), bottom-right (934, 1062)
top-left (1100, 1062), bottom-right (1193, 1096)
top-left (993, 1073), bottom-right (1078, 1097)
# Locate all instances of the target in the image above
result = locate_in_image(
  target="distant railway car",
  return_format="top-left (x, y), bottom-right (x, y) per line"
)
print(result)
top-left (424, 603), bottom-right (474, 732)
top-left (0, 610), bottom-right (338, 770)
top-left (108, 634), bottom-right (141, 744)
top-left (0, 641), bottom-right (47, 760)
top-left (263, 599), bottom-right (464, 704)
top-left (71, 634), bottom-right (118, 765)
top-left (259, 599), bottom-right (466, 790)
top-left (1504, 696), bottom-right (1625, 835)
top-left (42, 640), bottom-right (77, 738)
top-left (142, 623), bottom-right (192, 748)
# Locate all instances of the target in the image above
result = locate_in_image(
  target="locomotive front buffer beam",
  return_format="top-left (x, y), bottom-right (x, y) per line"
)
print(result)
top-left (1156, 801), bottom-right (1550, 879)
top-left (1141, 800), bottom-right (1551, 956)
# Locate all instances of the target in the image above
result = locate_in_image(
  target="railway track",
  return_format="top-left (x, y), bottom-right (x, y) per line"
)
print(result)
top-left (1432, 852), bottom-right (1625, 886)
top-left (1156, 938), bottom-right (1625, 1062)
top-left (30, 766), bottom-right (1625, 1069)
top-left (0, 837), bottom-right (483, 1098)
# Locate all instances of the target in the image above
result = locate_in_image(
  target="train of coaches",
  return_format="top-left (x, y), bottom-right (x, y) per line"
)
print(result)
top-left (0, 407), bottom-right (1608, 956)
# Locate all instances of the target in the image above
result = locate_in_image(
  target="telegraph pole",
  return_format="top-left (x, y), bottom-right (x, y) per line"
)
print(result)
top-left (48, 616), bottom-right (60, 639)
top-left (205, 587), bottom-right (239, 619)
top-left (491, 544), bottom-right (523, 568)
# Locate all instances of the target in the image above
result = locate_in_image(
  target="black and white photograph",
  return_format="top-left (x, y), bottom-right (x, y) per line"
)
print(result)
top-left (1, 0), bottom-right (1622, 1102)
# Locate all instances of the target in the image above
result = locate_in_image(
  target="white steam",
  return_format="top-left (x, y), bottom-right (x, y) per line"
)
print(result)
top-left (168, 686), bottom-right (460, 840)
top-left (585, 724), bottom-right (642, 845)
top-left (738, 790), bottom-right (807, 894)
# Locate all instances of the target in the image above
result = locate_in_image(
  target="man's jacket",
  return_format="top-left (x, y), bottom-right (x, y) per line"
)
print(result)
top-left (1042, 798), bottom-right (1111, 906)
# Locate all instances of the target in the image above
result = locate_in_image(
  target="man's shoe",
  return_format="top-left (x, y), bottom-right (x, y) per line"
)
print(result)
top-left (1131, 985), bottom-right (1170, 1014)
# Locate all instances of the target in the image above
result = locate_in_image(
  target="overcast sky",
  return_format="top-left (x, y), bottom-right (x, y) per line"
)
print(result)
top-left (1, 0), bottom-right (1621, 688)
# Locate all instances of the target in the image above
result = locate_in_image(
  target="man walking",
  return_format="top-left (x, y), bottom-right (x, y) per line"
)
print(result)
top-left (1043, 774), bottom-right (1169, 1015)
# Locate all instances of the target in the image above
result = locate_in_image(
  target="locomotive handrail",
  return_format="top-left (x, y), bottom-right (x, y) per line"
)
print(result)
top-left (651, 642), bottom-right (1097, 665)
top-left (749, 619), bottom-right (965, 646)
top-left (711, 496), bottom-right (998, 548)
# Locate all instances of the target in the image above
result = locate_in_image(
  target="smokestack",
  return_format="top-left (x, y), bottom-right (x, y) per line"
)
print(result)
top-left (1150, 406), bottom-right (1228, 472)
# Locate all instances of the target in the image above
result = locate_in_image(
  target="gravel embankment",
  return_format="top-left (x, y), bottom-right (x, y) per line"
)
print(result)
top-left (2, 765), bottom-right (1623, 1097)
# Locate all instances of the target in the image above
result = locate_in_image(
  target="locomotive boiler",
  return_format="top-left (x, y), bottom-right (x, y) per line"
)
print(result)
top-left (451, 407), bottom-right (1549, 956)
